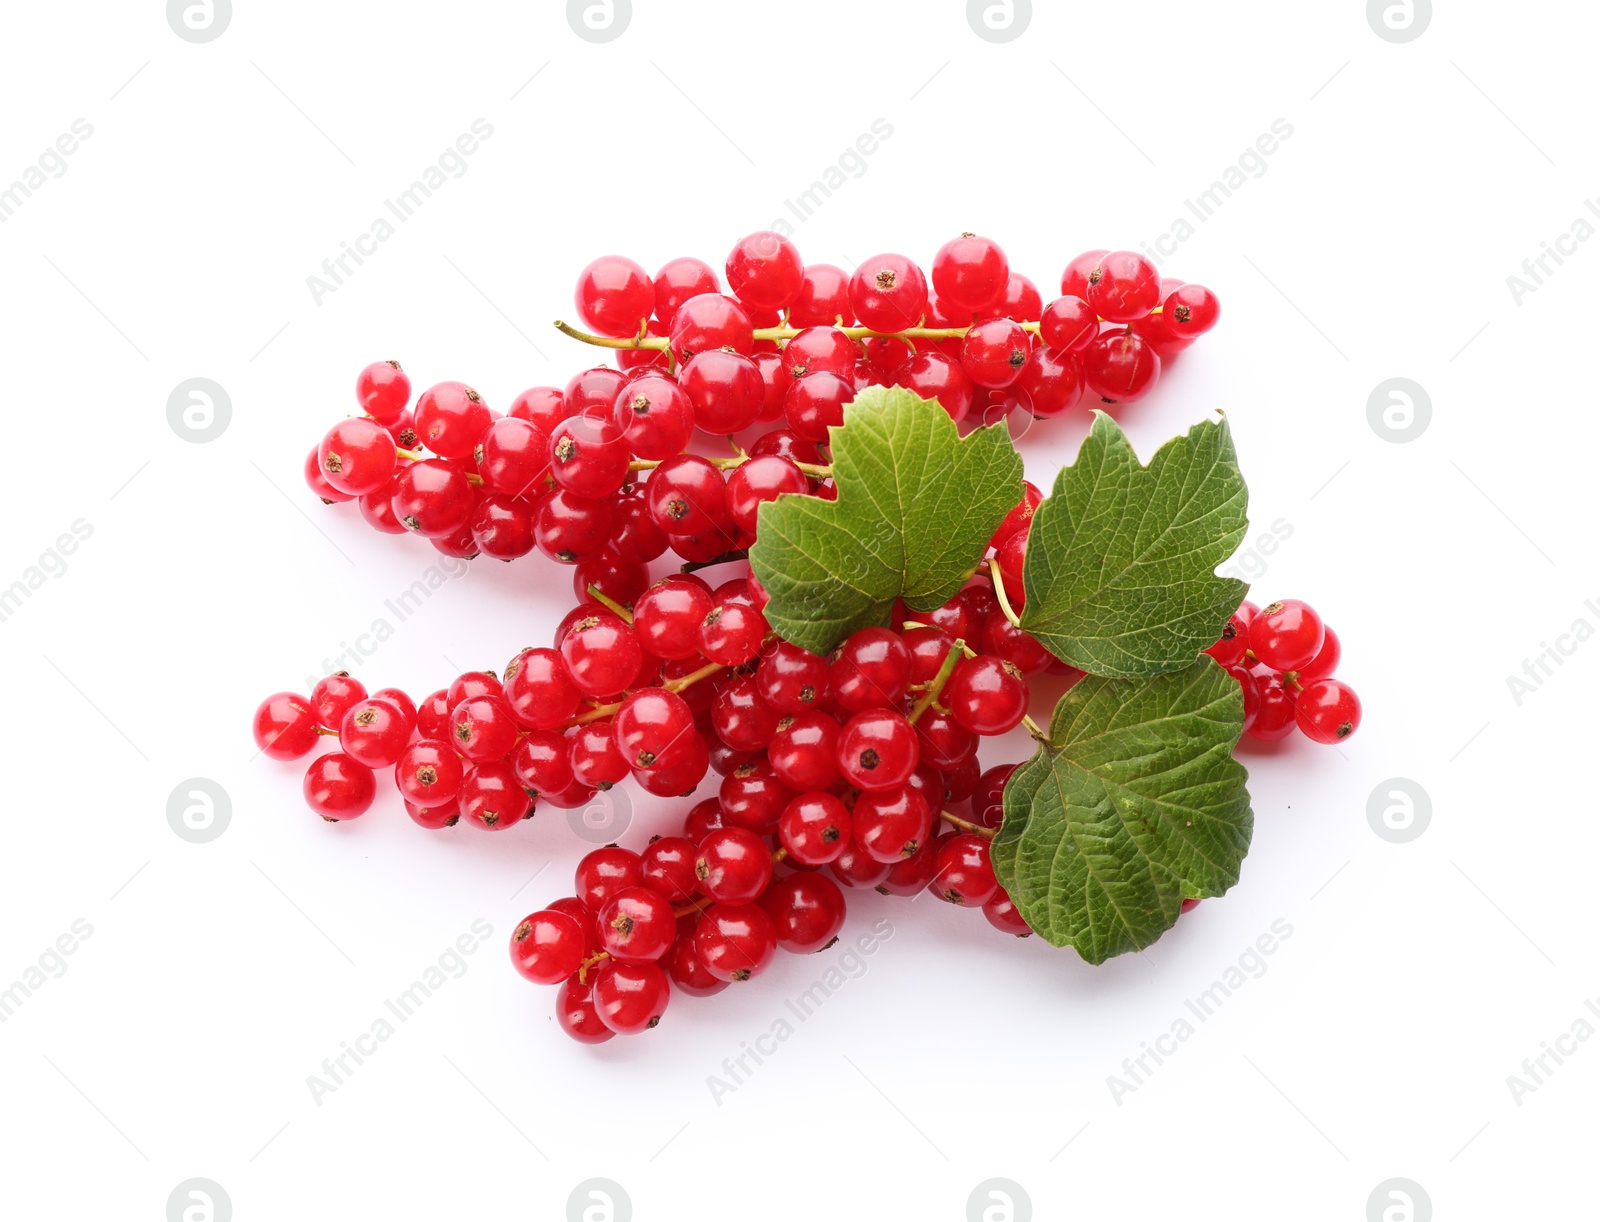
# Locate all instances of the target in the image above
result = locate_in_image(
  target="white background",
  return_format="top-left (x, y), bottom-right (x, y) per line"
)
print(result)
top-left (1, 2), bottom-right (1593, 1219)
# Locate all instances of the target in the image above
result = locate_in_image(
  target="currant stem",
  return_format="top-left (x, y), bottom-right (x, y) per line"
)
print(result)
top-left (629, 453), bottom-right (831, 479)
top-left (315, 726), bottom-right (339, 737)
top-left (987, 558), bottom-right (1023, 629)
top-left (553, 317), bottom-right (1047, 354)
top-left (939, 809), bottom-right (997, 840)
top-left (577, 950), bottom-right (610, 984)
top-left (909, 637), bottom-right (965, 723)
top-left (1021, 714), bottom-right (1048, 743)
top-left (585, 585), bottom-right (634, 623)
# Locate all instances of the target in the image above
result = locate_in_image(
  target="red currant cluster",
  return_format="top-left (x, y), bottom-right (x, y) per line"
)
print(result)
top-left (299, 233), bottom-right (1217, 591)
top-left (1204, 598), bottom-right (1362, 744)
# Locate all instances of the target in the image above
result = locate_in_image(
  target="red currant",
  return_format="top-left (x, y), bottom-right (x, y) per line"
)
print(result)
top-left (575, 255), bottom-right (654, 338)
top-left (252, 692), bottom-right (319, 760)
top-left (1294, 678), bottom-right (1361, 743)
top-left (694, 903), bottom-right (777, 982)
top-left (303, 752), bottom-right (376, 821)
top-left (510, 910), bottom-right (586, 984)
top-left (1249, 599), bottom-right (1325, 672)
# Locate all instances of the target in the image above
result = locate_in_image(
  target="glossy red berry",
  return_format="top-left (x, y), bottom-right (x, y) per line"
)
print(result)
top-left (769, 711), bottom-right (842, 791)
top-left (391, 459), bottom-right (475, 537)
top-left (829, 628), bottom-right (912, 712)
top-left (784, 371), bottom-right (854, 443)
top-left (726, 231), bottom-right (804, 310)
top-left (414, 381), bottom-right (491, 459)
top-left (1249, 600), bottom-right (1325, 672)
top-left (669, 293), bottom-right (754, 362)
top-left (778, 792), bottom-right (852, 865)
top-left (575, 845), bottom-right (645, 910)
top-left (560, 613), bottom-right (644, 698)
top-left (392, 739), bottom-right (464, 806)
top-left (303, 753), bottom-right (376, 821)
top-left (790, 264), bottom-right (854, 327)
top-left (555, 974), bottom-right (614, 1043)
top-left (679, 349), bottom-right (765, 434)
top-left (598, 886), bottom-right (678, 963)
top-left (836, 708), bottom-right (919, 791)
top-left (852, 785), bottom-right (933, 863)
top-left (645, 453), bottom-right (726, 535)
top-left (983, 890), bottom-right (1033, 937)
top-left (849, 253), bottom-right (928, 333)
top-left (457, 759), bottom-right (530, 829)
top-left (592, 958), bottom-right (670, 1033)
top-left (718, 760), bottom-right (793, 835)
top-left (761, 873), bottom-right (846, 954)
top-left (311, 674), bottom-right (367, 727)
top-left (1012, 345), bottom-right (1084, 418)
top-left (699, 601), bottom-right (766, 667)
top-left (253, 692), bottom-right (320, 760)
top-left (931, 833), bottom-right (998, 906)
top-left (613, 687), bottom-right (696, 770)
top-left (337, 697), bottom-right (410, 769)
top-left (575, 255), bottom-right (654, 338)
top-left (640, 836), bottom-right (700, 902)
top-left (1294, 678), bottom-right (1361, 743)
top-left (932, 233), bottom-right (1009, 313)
top-left (356, 360), bottom-right (411, 424)
top-left (1162, 283), bottom-right (1221, 337)
top-left (1082, 330), bottom-right (1161, 403)
top-left (781, 327), bottom-right (859, 381)
top-left (653, 256), bottom-right (719, 324)
top-left (510, 910), bottom-right (586, 984)
top-left (1085, 251), bottom-right (1162, 322)
top-left (694, 903), bottom-right (777, 982)
top-left (502, 647), bottom-right (583, 730)
top-left (318, 418), bottom-right (396, 497)
top-left (1247, 672), bottom-right (1298, 742)
top-left (694, 827), bottom-right (774, 904)
top-left (961, 317), bottom-right (1030, 389)
top-left (1297, 626), bottom-right (1342, 681)
top-left (945, 656), bottom-right (1029, 735)
top-left (971, 764), bottom-right (1016, 828)
top-left (894, 352), bottom-right (975, 422)
top-left (1039, 295), bottom-right (1099, 353)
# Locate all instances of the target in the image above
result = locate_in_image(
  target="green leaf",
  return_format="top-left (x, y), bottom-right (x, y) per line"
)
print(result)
top-left (1018, 412), bottom-right (1249, 677)
top-left (991, 658), bottom-right (1252, 963)
top-left (748, 386), bottom-right (1023, 655)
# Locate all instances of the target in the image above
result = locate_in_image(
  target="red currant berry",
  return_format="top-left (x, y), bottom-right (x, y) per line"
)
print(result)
top-left (575, 255), bottom-right (654, 338)
top-left (1060, 249), bottom-right (1109, 298)
top-left (510, 910), bottom-right (586, 984)
top-left (304, 447), bottom-right (354, 503)
top-left (319, 418), bottom-right (396, 497)
top-left (508, 385), bottom-right (568, 433)
top-left (653, 256), bottom-right (719, 324)
top-left (849, 254), bottom-right (929, 333)
top-left (1297, 626), bottom-right (1342, 682)
top-left (413, 382), bottom-right (491, 459)
top-left (932, 233), bottom-right (1009, 313)
top-left (996, 272), bottom-right (1043, 322)
top-left (726, 455), bottom-right (808, 535)
top-left (592, 958), bottom-right (670, 1033)
top-left (253, 692), bottom-right (319, 760)
top-left (475, 417), bottom-right (550, 497)
top-left (852, 784), bottom-right (933, 863)
top-left (1039, 295), bottom-right (1098, 353)
top-left (303, 752), bottom-right (376, 821)
top-left (569, 721), bottom-right (630, 790)
top-left (669, 293), bottom-right (754, 362)
top-left (610, 374), bottom-right (692, 461)
top-left (450, 695), bottom-right (519, 762)
top-left (613, 687), bottom-right (696, 770)
top-left (784, 371), bottom-right (854, 443)
top-left (1085, 251), bottom-right (1162, 322)
top-left (1012, 345), bottom-right (1084, 419)
top-left (945, 656), bottom-right (1029, 735)
top-left (699, 601), bottom-right (767, 667)
top-left (511, 729), bottom-right (574, 797)
top-left (502, 647), bottom-right (582, 730)
top-left (338, 697), bottom-right (411, 768)
top-left (983, 889), bottom-right (1033, 937)
top-left (711, 675), bottom-right (783, 752)
top-left (356, 359), bottom-right (411, 424)
top-left (875, 836), bottom-right (943, 896)
top-left (1249, 600), bottom-right (1325, 672)
top-left (894, 351), bottom-right (976, 423)
top-left (961, 317), bottom-right (1029, 389)
top-left (989, 482), bottom-right (1042, 551)
top-left (678, 349), bottom-right (764, 434)
top-left (829, 628), bottom-right (912, 712)
top-left (598, 886), bottom-right (678, 963)
top-left (404, 798), bottom-right (459, 830)
top-left (761, 873), bottom-right (846, 954)
top-left (391, 459), bottom-right (475, 537)
top-left (1204, 606), bottom-right (1254, 669)
top-left (694, 903), bottom-right (777, 982)
top-left (633, 578), bottom-right (713, 661)
top-left (781, 326), bottom-right (859, 381)
top-left (726, 231), bottom-right (804, 310)
top-left (641, 836), bottom-right (699, 902)
top-left (535, 489), bottom-right (615, 562)
top-left (1247, 672), bottom-right (1298, 742)
top-left (931, 833), bottom-right (998, 905)
top-left (829, 843), bottom-right (894, 889)
top-left (836, 708), bottom-right (919, 791)
top-left (311, 674), bottom-right (366, 727)
top-left (1294, 678), bottom-right (1361, 743)
top-left (694, 827), bottom-right (774, 904)
top-left (556, 974), bottom-right (615, 1044)
top-left (755, 641), bottom-right (829, 713)
top-left (779, 792), bottom-right (852, 865)
top-left (1162, 283), bottom-right (1221, 337)
top-left (645, 453), bottom-right (726, 535)
top-left (575, 845), bottom-right (645, 910)
top-left (1082, 330), bottom-right (1161, 403)
top-left (769, 711), bottom-right (842, 791)
top-left (458, 759), bottom-right (530, 829)
top-left (980, 610), bottom-right (1054, 675)
top-left (914, 708), bottom-right (976, 771)
top-left (718, 759), bottom-right (794, 835)
top-left (550, 413), bottom-right (630, 500)
top-left (560, 613), bottom-right (644, 698)
top-left (790, 263), bottom-right (854, 327)
top-left (971, 764), bottom-right (1016, 828)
